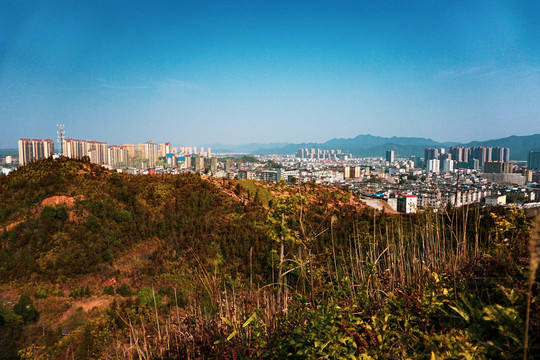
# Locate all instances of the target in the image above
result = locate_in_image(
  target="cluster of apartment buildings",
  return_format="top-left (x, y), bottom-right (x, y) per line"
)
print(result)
top-left (423, 146), bottom-right (510, 173)
top-left (296, 148), bottom-right (350, 161)
top-left (16, 136), bottom-right (220, 172)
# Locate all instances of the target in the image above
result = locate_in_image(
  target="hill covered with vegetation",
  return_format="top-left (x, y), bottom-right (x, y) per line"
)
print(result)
top-left (0, 158), bottom-right (539, 359)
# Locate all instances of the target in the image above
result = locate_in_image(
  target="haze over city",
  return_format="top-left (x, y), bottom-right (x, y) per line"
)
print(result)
top-left (1, 1), bottom-right (539, 148)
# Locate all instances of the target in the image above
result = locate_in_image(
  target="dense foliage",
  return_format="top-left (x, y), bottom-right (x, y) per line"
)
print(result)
top-left (0, 158), bottom-right (538, 359)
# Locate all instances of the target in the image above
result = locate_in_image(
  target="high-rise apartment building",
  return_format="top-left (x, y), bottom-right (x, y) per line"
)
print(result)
top-left (108, 145), bottom-right (129, 167)
top-left (471, 147), bottom-right (488, 166)
top-left (43, 139), bottom-right (54, 158)
top-left (18, 138), bottom-right (55, 166)
top-left (63, 139), bottom-right (89, 160)
top-left (63, 139), bottom-right (107, 165)
top-left (528, 150), bottom-right (540, 170)
top-left (87, 141), bottom-right (108, 165)
top-left (385, 150), bottom-right (395, 163)
top-left (484, 161), bottom-right (513, 174)
top-left (144, 141), bottom-right (158, 168)
top-left (441, 159), bottom-right (454, 173)
top-left (343, 166), bottom-right (362, 179)
top-left (158, 144), bottom-right (166, 158)
top-left (449, 147), bottom-right (470, 163)
top-left (424, 148), bottom-right (439, 168)
top-left (18, 138), bottom-right (33, 166)
top-left (123, 144), bottom-right (139, 166)
top-left (426, 159), bottom-right (440, 173)
top-left (138, 143), bottom-right (147, 159)
top-left (489, 147), bottom-right (510, 162)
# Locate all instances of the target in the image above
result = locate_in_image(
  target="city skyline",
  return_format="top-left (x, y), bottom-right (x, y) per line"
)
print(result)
top-left (1, 1), bottom-right (539, 148)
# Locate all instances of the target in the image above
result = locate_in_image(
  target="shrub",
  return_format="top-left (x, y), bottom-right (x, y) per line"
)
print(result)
top-left (138, 287), bottom-right (161, 308)
top-left (114, 210), bottom-right (130, 223)
top-left (69, 286), bottom-right (90, 299)
top-left (116, 284), bottom-right (133, 297)
top-left (103, 285), bottom-right (115, 296)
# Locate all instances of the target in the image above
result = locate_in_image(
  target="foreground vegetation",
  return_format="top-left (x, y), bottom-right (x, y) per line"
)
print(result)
top-left (0, 158), bottom-right (538, 359)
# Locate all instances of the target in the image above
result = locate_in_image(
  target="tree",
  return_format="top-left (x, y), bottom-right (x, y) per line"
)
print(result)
top-left (0, 304), bottom-right (22, 360)
top-left (55, 206), bottom-right (68, 221)
top-left (40, 206), bottom-right (57, 229)
top-left (13, 294), bottom-right (39, 324)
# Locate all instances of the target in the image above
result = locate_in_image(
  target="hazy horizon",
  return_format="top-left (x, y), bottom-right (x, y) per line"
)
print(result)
top-left (1, 1), bottom-right (539, 148)
top-left (3, 133), bottom-right (540, 151)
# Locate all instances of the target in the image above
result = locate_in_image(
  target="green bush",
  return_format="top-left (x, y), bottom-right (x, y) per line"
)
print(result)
top-left (33, 292), bottom-right (48, 299)
top-left (113, 210), bottom-right (130, 223)
top-left (116, 284), bottom-right (133, 297)
top-left (69, 286), bottom-right (90, 299)
top-left (103, 285), bottom-right (115, 296)
top-left (137, 287), bottom-right (161, 308)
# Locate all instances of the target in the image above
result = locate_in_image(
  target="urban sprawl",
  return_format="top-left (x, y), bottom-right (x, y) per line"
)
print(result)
top-left (3, 134), bottom-right (540, 214)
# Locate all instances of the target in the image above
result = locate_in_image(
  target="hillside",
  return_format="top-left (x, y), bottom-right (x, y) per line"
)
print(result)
top-left (0, 158), bottom-right (539, 359)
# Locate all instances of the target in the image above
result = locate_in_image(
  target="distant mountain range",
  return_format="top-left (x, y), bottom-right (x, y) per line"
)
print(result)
top-left (207, 134), bottom-right (540, 160)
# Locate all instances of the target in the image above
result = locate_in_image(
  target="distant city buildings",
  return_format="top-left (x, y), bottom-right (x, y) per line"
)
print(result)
top-left (296, 148), bottom-right (347, 161)
top-left (423, 146), bottom-right (511, 173)
top-left (62, 139), bottom-right (108, 165)
top-left (10, 129), bottom-right (540, 213)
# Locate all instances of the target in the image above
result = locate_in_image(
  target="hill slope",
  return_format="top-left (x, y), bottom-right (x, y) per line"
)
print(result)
top-left (0, 158), bottom-right (537, 359)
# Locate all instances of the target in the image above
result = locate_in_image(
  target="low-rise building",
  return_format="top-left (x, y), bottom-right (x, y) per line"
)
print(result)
top-left (485, 195), bottom-right (506, 206)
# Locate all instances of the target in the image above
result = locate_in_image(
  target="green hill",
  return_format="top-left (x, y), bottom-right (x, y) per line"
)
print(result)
top-left (0, 158), bottom-right (538, 359)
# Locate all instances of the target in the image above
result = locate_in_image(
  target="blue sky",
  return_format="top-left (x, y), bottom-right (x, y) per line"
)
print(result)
top-left (1, 0), bottom-right (539, 148)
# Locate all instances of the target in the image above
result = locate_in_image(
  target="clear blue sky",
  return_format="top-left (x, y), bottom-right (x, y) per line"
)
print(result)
top-left (1, 0), bottom-right (539, 148)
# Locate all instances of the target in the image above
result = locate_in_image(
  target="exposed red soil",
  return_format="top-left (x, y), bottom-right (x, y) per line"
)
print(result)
top-left (41, 195), bottom-right (84, 207)
top-left (1, 195), bottom-right (86, 233)
top-left (59, 296), bottom-right (114, 322)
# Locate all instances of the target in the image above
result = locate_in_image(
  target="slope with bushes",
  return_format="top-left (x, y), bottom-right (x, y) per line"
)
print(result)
top-left (0, 158), bottom-right (538, 359)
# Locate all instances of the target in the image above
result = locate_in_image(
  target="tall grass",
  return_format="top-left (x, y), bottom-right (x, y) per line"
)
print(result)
top-left (113, 205), bottom-right (533, 359)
